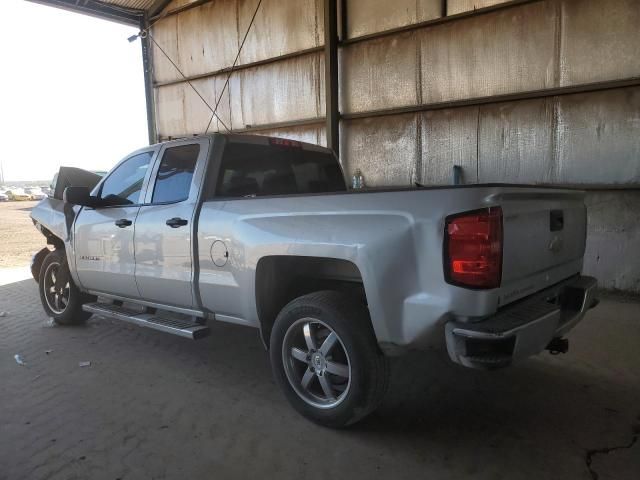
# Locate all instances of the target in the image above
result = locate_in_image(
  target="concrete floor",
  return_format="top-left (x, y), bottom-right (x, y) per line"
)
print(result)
top-left (1, 279), bottom-right (638, 480)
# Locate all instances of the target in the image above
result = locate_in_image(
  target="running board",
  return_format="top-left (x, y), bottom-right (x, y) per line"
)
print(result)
top-left (83, 302), bottom-right (210, 340)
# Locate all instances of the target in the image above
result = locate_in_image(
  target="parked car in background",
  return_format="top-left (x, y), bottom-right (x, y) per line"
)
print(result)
top-left (24, 187), bottom-right (46, 200)
top-left (6, 188), bottom-right (32, 201)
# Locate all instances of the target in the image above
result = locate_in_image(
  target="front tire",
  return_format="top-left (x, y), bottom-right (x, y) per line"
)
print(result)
top-left (38, 249), bottom-right (94, 325)
top-left (270, 291), bottom-right (389, 428)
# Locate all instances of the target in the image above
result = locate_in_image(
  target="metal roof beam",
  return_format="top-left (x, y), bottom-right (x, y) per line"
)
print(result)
top-left (26, 0), bottom-right (143, 27)
top-left (147, 0), bottom-right (174, 17)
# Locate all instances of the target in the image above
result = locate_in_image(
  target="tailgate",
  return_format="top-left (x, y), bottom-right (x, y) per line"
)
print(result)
top-left (499, 189), bottom-right (587, 302)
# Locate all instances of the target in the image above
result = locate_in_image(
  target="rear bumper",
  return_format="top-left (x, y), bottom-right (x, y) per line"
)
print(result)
top-left (445, 275), bottom-right (598, 369)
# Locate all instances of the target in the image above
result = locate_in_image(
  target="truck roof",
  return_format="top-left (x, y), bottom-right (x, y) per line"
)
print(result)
top-left (152, 133), bottom-right (333, 155)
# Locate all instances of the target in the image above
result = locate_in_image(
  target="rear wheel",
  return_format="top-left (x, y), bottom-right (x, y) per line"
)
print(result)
top-left (38, 249), bottom-right (94, 325)
top-left (270, 291), bottom-right (389, 427)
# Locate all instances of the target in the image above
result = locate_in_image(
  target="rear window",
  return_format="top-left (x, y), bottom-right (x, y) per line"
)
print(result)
top-left (214, 142), bottom-right (346, 198)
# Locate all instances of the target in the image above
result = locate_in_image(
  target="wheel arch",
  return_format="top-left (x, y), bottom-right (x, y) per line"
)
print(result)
top-left (35, 223), bottom-right (64, 249)
top-left (31, 223), bottom-right (65, 283)
top-left (255, 255), bottom-right (369, 349)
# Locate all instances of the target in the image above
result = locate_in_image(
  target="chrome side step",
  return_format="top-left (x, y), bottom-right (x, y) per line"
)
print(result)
top-left (83, 302), bottom-right (210, 340)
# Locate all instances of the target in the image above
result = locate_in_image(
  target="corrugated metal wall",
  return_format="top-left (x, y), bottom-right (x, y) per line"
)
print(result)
top-left (150, 0), bottom-right (640, 292)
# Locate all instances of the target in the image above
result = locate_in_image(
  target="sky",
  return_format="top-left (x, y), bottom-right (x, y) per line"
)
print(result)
top-left (0, 0), bottom-right (148, 182)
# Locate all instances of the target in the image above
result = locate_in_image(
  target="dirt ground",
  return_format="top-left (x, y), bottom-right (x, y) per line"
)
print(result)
top-left (1, 280), bottom-right (638, 480)
top-left (0, 201), bottom-right (46, 268)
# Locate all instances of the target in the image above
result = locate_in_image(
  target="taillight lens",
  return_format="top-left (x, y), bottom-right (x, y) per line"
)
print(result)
top-left (269, 137), bottom-right (302, 148)
top-left (444, 207), bottom-right (503, 289)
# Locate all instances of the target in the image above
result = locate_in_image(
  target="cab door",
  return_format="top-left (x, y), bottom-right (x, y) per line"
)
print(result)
top-left (74, 150), bottom-right (156, 298)
top-left (134, 140), bottom-right (208, 308)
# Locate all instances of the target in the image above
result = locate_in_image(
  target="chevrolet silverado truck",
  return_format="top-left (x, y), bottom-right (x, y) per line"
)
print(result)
top-left (30, 134), bottom-right (598, 427)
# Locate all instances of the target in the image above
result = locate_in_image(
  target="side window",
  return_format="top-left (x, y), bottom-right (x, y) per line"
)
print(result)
top-left (99, 152), bottom-right (153, 205)
top-left (151, 144), bottom-right (200, 204)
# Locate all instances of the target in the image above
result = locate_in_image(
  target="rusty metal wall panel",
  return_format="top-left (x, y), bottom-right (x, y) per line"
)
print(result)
top-left (156, 83), bottom-right (187, 138)
top-left (151, 15), bottom-right (180, 84)
top-left (238, 0), bottom-right (323, 65)
top-left (340, 114), bottom-right (418, 186)
top-left (176, 0), bottom-right (238, 78)
top-left (560, 0), bottom-right (640, 86)
top-left (346, 0), bottom-right (441, 39)
top-left (446, 0), bottom-right (511, 15)
top-left (340, 32), bottom-right (419, 114)
top-left (420, 1), bottom-right (557, 104)
top-left (254, 125), bottom-right (326, 146)
top-left (317, 125), bottom-right (327, 147)
top-left (478, 98), bottom-right (555, 184)
top-left (555, 87), bottom-right (640, 185)
top-left (229, 52), bottom-right (324, 128)
top-left (155, 76), bottom-right (232, 138)
top-left (198, 75), bottom-right (233, 134)
top-left (583, 191), bottom-right (640, 292)
top-left (420, 106), bottom-right (479, 185)
top-left (182, 77), bottom-right (218, 134)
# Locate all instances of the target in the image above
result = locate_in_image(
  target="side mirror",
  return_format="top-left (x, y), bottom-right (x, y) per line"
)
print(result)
top-left (63, 186), bottom-right (96, 207)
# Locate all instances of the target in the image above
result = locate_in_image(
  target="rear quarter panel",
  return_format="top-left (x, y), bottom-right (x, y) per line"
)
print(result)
top-left (197, 186), bottom-right (582, 349)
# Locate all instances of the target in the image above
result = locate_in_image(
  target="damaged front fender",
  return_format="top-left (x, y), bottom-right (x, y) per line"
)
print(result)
top-left (30, 166), bottom-right (104, 244)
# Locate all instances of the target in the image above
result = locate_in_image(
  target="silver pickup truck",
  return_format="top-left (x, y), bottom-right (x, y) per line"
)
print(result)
top-left (30, 134), bottom-right (598, 427)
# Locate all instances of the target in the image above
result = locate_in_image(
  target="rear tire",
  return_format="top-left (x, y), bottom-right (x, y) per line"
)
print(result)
top-left (270, 291), bottom-right (389, 428)
top-left (38, 249), bottom-right (95, 325)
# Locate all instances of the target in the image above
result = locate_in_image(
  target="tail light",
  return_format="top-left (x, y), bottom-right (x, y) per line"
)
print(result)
top-left (269, 137), bottom-right (302, 148)
top-left (444, 207), bottom-right (503, 289)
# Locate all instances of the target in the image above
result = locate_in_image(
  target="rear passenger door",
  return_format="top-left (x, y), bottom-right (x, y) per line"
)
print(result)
top-left (134, 140), bottom-right (208, 309)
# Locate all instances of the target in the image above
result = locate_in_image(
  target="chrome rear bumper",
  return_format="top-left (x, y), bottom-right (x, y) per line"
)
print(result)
top-left (445, 275), bottom-right (598, 369)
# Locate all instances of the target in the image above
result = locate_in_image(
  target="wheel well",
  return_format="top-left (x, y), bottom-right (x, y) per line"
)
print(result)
top-left (31, 224), bottom-right (63, 283)
top-left (36, 223), bottom-right (64, 250)
top-left (255, 256), bottom-right (366, 349)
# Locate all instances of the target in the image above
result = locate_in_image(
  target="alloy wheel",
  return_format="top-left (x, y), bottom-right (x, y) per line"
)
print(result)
top-left (281, 318), bottom-right (351, 409)
top-left (43, 262), bottom-right (70, 315)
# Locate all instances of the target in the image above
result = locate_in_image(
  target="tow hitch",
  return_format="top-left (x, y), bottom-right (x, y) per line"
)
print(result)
top-left (546, 337), bottom-right (569, 355)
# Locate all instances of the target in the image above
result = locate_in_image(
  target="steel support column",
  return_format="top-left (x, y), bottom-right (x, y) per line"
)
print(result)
top-left (324, 0), bottom-right (340, 157)
top-left (141, 16), bottom-right (157, 145)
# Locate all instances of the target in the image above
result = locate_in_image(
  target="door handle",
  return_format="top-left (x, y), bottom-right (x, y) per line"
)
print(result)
top-left (166, 217), bottom-right (188, 228)
top-left (115, 218), bottom-right (132, 228)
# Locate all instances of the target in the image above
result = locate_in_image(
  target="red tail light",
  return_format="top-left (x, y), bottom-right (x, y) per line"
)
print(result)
top-left (444, 207), bottom-right (503, 289)
top-left (269, 137), bottom-right (302, 148)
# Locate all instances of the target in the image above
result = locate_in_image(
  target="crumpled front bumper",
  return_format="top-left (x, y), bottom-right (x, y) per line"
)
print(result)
top-left (445, 275), bottom-right (598, 369)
